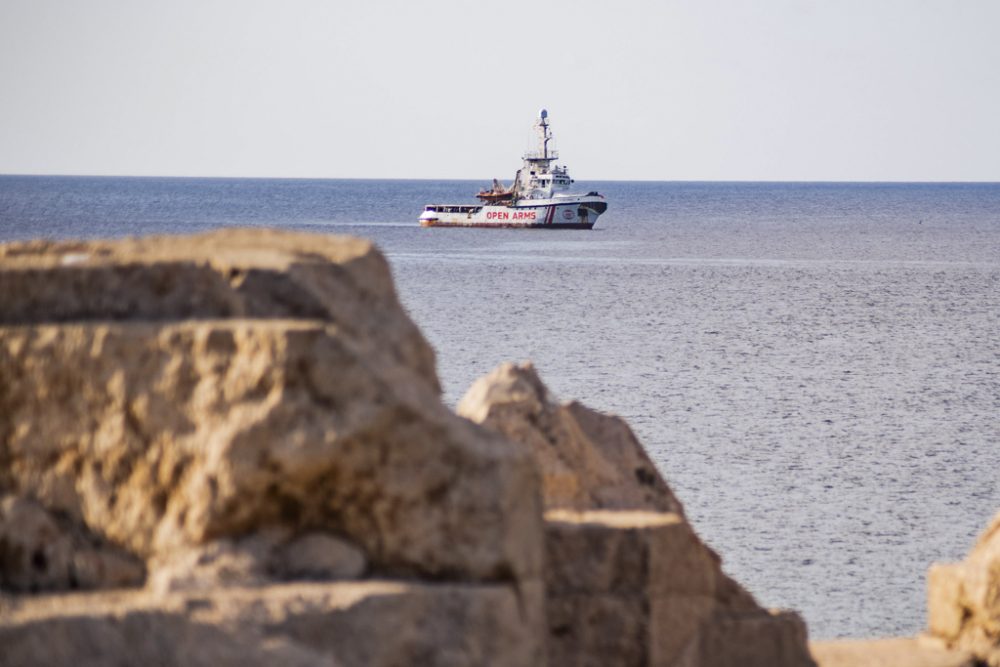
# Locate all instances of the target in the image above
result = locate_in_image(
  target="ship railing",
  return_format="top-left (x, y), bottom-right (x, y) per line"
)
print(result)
top-left (424, 204), bottom-right (482, 213)
top-left (522, 150), bottom-right (559, 160)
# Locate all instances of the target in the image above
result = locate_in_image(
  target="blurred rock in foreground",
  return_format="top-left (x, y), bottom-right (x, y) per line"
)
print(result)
top-left (458, 362), bottom-right (683, 515)
top-left (459, 362), bottom-right (816, 666)
top-left (2, 229), bottom-right (827, 665)
top-left (0, 230), bottom-right (543, 665)
top-left (0, 581), bottom-right (534, 667)
top-left (927, 510), bottom-right (1000, 666)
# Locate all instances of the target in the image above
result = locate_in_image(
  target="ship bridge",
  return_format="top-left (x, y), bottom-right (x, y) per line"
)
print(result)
top-left (517, 109), bottom-right (576, 198)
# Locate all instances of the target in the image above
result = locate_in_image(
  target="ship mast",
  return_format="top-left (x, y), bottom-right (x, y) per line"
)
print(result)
top-left (522, 109), bottom-right (558, 167)
top-left (540, 108), bottom-right (551, 159)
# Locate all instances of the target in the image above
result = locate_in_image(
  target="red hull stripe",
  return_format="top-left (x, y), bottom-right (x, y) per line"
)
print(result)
top-left (421, 221), bottom-right (594, 229)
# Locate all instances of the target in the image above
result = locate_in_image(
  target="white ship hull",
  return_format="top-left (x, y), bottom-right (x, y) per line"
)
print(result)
top-left (420, 195), bottom-right (607, 229)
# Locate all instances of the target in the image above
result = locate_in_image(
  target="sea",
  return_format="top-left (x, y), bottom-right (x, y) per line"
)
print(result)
top-left (2, 175), bottom-right (999, 640)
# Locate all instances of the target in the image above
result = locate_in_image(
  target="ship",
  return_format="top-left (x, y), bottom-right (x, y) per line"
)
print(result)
top-left (419, 109), bottom-right (608, 229)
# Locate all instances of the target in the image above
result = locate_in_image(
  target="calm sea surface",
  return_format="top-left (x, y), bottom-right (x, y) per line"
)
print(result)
top-left (2, 175), bottom-right (999, 639)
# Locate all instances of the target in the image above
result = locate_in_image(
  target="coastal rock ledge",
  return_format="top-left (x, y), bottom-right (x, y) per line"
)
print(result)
top-left (2, 228), bottom-right (812, 666)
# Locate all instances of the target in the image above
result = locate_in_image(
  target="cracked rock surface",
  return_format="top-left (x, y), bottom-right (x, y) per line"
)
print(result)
top-left (0, 230), bottom-right (542, 595)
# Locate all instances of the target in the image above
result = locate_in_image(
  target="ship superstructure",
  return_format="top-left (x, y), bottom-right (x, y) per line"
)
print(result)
top-left (420, 109), bottom-right (607, 229)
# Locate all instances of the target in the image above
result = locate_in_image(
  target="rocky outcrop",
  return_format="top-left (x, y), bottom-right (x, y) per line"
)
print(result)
top-left (0, 320), bottom-right (540, 585)
top-left (458, 362), bottom-right (816, 666)
top-left (0, 230), bottom-right (542, 585)
top-left (1, 229), bottom-right (827, 666)
top-left (458, 362), bottom-right (683, 514)
top-left (927, 510), bottom-right (1000, 665)
top-left (0, 229), bottom-right (437, 389)
top-left (0, 581), bottom-right (536, 667)
top-left (0, 230), bottom-right (545, 665)
top-left (544, 509), bottom-right (813, 667)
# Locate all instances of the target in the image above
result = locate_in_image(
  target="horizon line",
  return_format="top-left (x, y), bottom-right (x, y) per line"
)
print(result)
top-left (2, 172), bottom-right (999, 186)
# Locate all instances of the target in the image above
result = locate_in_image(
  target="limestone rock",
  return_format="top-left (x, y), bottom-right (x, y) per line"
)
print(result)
top-left (0, 229), bottom-right (547, 664)
top-left (0, 320), bottom-right (540, 587)
top-left (676, 609), bottom-right (813, 667)
top-left (545, 509), bottom-right (813, 666)
top-left (0, 231), bottom-right (543, 598)
top-left (462, 363), bottom-right (815, 666)
top-left (0, 229), bottom-right (438, 392)
top-left (0, 580), bottom-right (536, 667)
top-left (147, 537), bottom-right (274, 595)
top-left (927, 510), bottom-right (1000, 665)
top-left (148, 531), bottom-right (368, 594)
top-left (0, 495), bottom-right (144, 593)
top-left (274, 532), bottom-right (367, 582)
top-left (457, 362), bottom-right (683, 514)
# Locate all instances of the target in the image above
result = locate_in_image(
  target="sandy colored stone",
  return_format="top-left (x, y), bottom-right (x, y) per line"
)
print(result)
top-left (457, 362), bottom-right (683, 514)
top-left (274, 532), bottom-right (367, 581)
top-left (928, 563), bottom-right (966, 640)
top-left (544, 510), bottom-right (719, 598)
top-left (926, 510), bottom-right (1000, 665)
top-left (0, 230), bottom-right (549, 662)
top-left (547, 592), bottom-right (649, 666)
top-left (461, 363), bottom-right (813, 666)
top-left (649, 593), bottom-right (722, 667)
top-left (1, 231), bottom-right (543, 606)
top-left (0, 229), bottom-right (438, 392)
top-left (543, 509), bottom-right (807, 666)
top-left (147, 536), bottom-right (275, 595)
top-left (148, 531), bottom-right (368, 594)
top-left (0, 320), bottom-right (541, 588)
top-left (676, 608), bottom-right (814, 667)
top-left (0, 580), bottom-right (537, 667)
top-left (0, 495), bottom-right (144, 593)
top-left (810, 637), bottom-right (977, 667)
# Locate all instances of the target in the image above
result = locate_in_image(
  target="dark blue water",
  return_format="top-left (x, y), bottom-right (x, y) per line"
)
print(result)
top-left (3, 175), bottom-right (1000, 639)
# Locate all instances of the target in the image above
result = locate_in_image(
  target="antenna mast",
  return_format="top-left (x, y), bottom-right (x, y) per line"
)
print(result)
top-left (539, 108), bottom-right (551, 159)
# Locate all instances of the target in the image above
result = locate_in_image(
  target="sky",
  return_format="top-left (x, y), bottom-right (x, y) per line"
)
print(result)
top-left (1, 1), bottom-right (998, 182)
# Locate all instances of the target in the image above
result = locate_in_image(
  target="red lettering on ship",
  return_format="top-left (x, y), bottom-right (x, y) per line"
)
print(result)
top-left (487, 210), bottom-right (537, 221)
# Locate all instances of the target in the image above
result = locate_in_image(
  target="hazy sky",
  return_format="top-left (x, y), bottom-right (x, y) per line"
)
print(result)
top-left (2, 1), bottom-right (998, 181)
